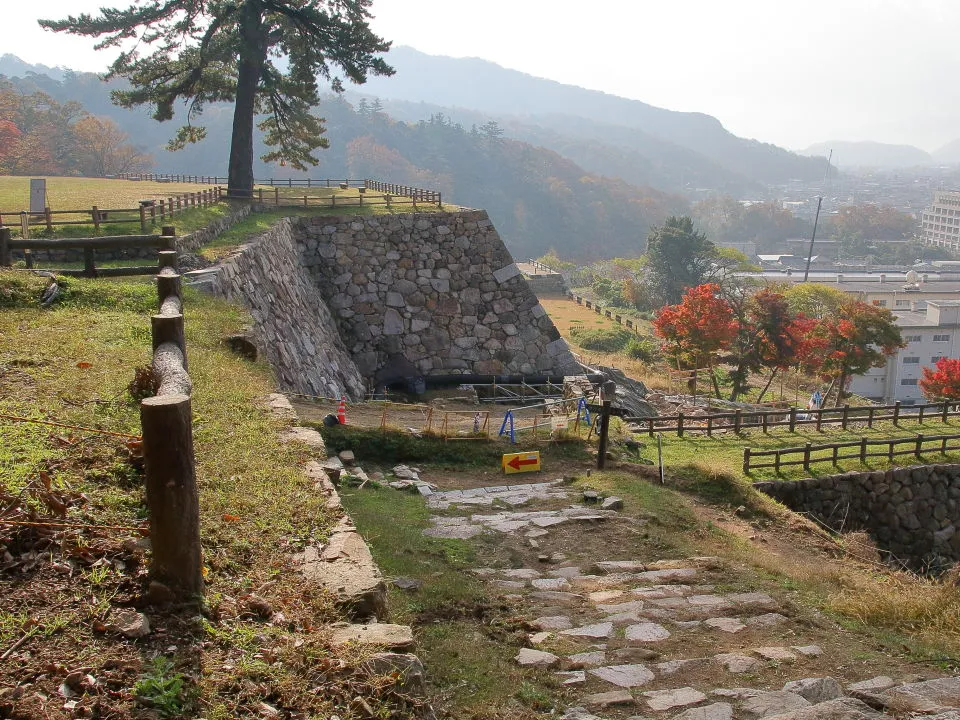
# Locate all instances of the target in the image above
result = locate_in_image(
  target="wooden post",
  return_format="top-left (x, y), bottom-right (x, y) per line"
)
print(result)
top-left (92, 206), bottom-right (101, 233)
top-left (152, 313), bottom-right (187, 365)
top-left (140, 394), bottom-right (203, 598)
top-left (943, 401), bottom-right (950, 423)
top-left (157, 273), bottom-right (182, 310)
top-left (841, 404), bottom-right (849, 430)
top-left (918, 405), bottom-right (925, 424)
top-left (893, 401), bottom-right (901, 427)
top-left (706, 415), bottom-right (713, 437)
top-left (761, 411), bottom-right (768, 434)
top-left (868, 406), bottom-right (875, 428)
top-left (44, 207), bottom-right (53, 233)
top-left (274, 187), bottom-right (279, 205)
top-left (803, 442), bottom-right (812, 471)
top-left (815, 408), bottom-right (823, 432)
top-left (677, 411), bottom-right (684, 438)
top-left (597, 400), bottom-right (612, 470)
top-left (915, 434), bottom-right (924, 460)
top-left (743, 448), bottom-right (751, 473)
top-left (0, 227), bottom-right (10, 267)
top-left (774, 450), bottom-right (781, 474)
top-left (789, 407), bottom-right (797, 432)
top-left (860, 437), bottom-right (868, 462)
top-left (160, 226), bottom-right (177, 251)
top-left (158, 250), bottom-right (179, 272)
top-left (734, 408), bottom-right (742, 434)
top-left (83, 248), bottom-right (96, 277)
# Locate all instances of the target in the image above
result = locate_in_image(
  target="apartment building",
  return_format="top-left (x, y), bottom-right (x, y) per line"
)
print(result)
top-left (849, 301), bottom-right (960, 404)
top-left (920, 191), bottom-right (960, 250)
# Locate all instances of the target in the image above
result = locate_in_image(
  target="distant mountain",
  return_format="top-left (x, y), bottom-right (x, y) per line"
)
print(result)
top-left (801, 140), bottom-right (933, 168)
top-left (352, 93), bottom-right (757, 194)
top-left (0, 63), bottom-right (688, 260)
top-left (934, 139), bottom-right (960, 165)
top-left (0, 54), bottom-right (67, 82)
top-left (359, 47), bottom-right (831, 188)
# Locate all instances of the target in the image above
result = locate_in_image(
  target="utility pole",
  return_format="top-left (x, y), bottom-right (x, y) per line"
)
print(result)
top-left (803, 149), bottom-right (833, 282)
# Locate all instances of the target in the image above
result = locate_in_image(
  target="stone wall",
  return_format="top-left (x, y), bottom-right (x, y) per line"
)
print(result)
top-left (213, 218), bottom-right (366, 399)
top-left (755, 465), bottom-right (960, 568)
top-left (294, 210), bottom-right (577, 379)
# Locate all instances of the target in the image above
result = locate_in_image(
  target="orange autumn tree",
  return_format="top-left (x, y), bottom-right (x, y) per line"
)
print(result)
top-left (802, 300), bottom-right (904, 406)
top-left (653, 283), bottom-right (738, 398)
top-left (920, 358), bottom-right (960, 402)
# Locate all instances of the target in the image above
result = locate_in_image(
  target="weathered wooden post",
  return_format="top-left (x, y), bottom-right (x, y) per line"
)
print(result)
top-left (597, 400), bottom-right (612, 470)
top-left (141, 391), bottom-right (202, 598)
top-left (742, 448), bottom-right (751, 474)
top-left (0, 227), bottom-right (10, 267)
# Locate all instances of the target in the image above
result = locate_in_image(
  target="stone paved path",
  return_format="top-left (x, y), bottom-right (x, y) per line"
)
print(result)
top-left (420, 480), bottom-right (960, 719)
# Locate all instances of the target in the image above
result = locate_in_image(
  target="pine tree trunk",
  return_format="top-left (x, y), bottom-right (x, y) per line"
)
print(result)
top-left (228, 2), bottom-right (267, 198)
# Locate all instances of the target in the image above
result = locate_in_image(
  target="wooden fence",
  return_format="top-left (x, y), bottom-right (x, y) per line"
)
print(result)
top-left (118, 173), bottom-right (367, 188)
top-left (0, 188), bottom-right (221, 239)
top-left (743, 432), bottom-right (960, 474)
top-left (627, 400), bottom-right (960, 438)
top-left (569, 292), bottom-right (645, 334)
top-left (247, 185), bottom-right (443, 209)
top-left (363, 180), bottom-right (442, 205)
top-left (0, 226), bottom-right (178, 277)
top-left (140, 247), bottom-right (202, 598)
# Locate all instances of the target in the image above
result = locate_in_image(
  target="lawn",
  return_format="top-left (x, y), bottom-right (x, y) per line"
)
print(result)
top-left (0, 176), bottom-right (212, 213)
top-left (0, 270), bottom-right (403, 719)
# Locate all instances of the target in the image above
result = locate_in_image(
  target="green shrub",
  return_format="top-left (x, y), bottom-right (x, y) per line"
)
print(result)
top-left (568, 326), bottom-right (633, 352)
top-left (624, 336), bottom-right (659, 362)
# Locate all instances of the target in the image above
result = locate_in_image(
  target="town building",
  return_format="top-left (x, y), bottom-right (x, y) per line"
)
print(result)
top-left (920, 191), bottom-right (960, 250)
top-left (849, 301), bottom-right (960, 404)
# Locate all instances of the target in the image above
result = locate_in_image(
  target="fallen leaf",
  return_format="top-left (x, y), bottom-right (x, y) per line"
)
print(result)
top-left (222, 514), bottom-right (240, 522)
top-left (76, 362), bottom-right (92, 369)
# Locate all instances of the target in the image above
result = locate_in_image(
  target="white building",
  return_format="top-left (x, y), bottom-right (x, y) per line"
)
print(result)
top-left (849, 301), bottom-right (960, 404)
top-left (921, 191), bottom-right (960, 250)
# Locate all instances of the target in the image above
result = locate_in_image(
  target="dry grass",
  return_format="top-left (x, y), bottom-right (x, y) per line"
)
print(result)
top-left (0, 176), bottom-right (211, 214)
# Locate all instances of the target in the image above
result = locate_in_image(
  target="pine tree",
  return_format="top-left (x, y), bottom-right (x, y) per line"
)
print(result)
top-left (40, 1), bottom-right (393, 196)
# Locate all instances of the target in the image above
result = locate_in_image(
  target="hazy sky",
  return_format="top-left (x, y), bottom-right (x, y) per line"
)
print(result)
top-left (6, 0), bottom-right (959, 152)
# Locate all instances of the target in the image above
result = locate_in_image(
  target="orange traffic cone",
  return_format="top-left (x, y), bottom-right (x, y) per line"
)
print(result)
top-left (337, 396), bottom-right (347, 425)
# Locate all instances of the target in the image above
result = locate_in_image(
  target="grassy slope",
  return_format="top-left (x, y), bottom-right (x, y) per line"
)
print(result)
top-left (0, 176), bottom-right (213, 211)
top-left (0, 271), bottom-right (401, 719)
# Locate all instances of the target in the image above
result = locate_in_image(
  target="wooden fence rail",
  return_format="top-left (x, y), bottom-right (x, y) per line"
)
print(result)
top-left (117, 173), bottom-right (367, 187)
top-left (245, 186), bottom-right (443, 208)
top-left (626, 400), bottom-right (960, 438)
top-left (743, 432), bottom-right (960, 474)
top-left (1, 227), bottom-right (177, 277)
top-left (363, 179), bottom-right (442, 205)
top-left (569, 292), bottom-right (645, 334)
top-left (0, 188), bottom-right (221, 239)
top-left (140, 244), bottom-right (202, 598)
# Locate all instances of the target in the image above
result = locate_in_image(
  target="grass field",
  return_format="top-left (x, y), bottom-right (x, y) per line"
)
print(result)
top-left (0, 176), bottom-right (211, 214)
top-left (0, 271), bottom-right (411, 719)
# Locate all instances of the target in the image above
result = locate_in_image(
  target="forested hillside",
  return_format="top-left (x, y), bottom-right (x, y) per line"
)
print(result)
top-left (0, 69), bottom-right (686, 259)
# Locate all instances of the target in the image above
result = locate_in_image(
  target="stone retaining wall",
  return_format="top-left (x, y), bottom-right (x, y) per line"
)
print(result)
top-left (213, 218), bottom-right (366, 399)
top-left (294, 210), bottom-right (577, 378)
top-left (755, 465), bottom-right (960, 568)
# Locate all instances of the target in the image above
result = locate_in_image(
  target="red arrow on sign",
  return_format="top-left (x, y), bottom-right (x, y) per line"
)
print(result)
top-left (508, 455), bottom-right (538, 470)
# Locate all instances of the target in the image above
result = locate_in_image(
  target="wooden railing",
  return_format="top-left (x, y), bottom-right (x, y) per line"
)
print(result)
top-left (628, 400), bottom-right (960, 438)
top-left (569, 292), bottom-right (645, 334)
top-left (743, 432), bottom-right (960, 473)
top-left (140, 248), bottom-right (202, 598)
top-left (363, 180), bottom-right (441, 205)
top-left (117, 173), bottom-right (366, 188)
top-left (0, 188), bottom-right (221, 239)
top-left (0, 227), bottom-right (178, 277)
top-left (247, 185), bottom-right (443, 209)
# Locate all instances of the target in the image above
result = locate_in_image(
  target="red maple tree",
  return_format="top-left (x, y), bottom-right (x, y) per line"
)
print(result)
top-left (920, 358), bottom-right (960, 401)
top-left (653, 283), bottom-right (738, 397)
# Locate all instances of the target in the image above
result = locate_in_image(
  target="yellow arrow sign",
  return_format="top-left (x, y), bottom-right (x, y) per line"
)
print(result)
top-left (502, 451), bottom-right (541, 474)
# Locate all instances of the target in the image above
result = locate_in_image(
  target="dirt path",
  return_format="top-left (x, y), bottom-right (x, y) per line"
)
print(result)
top-left (417, 476), bottom-right (960, 719)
